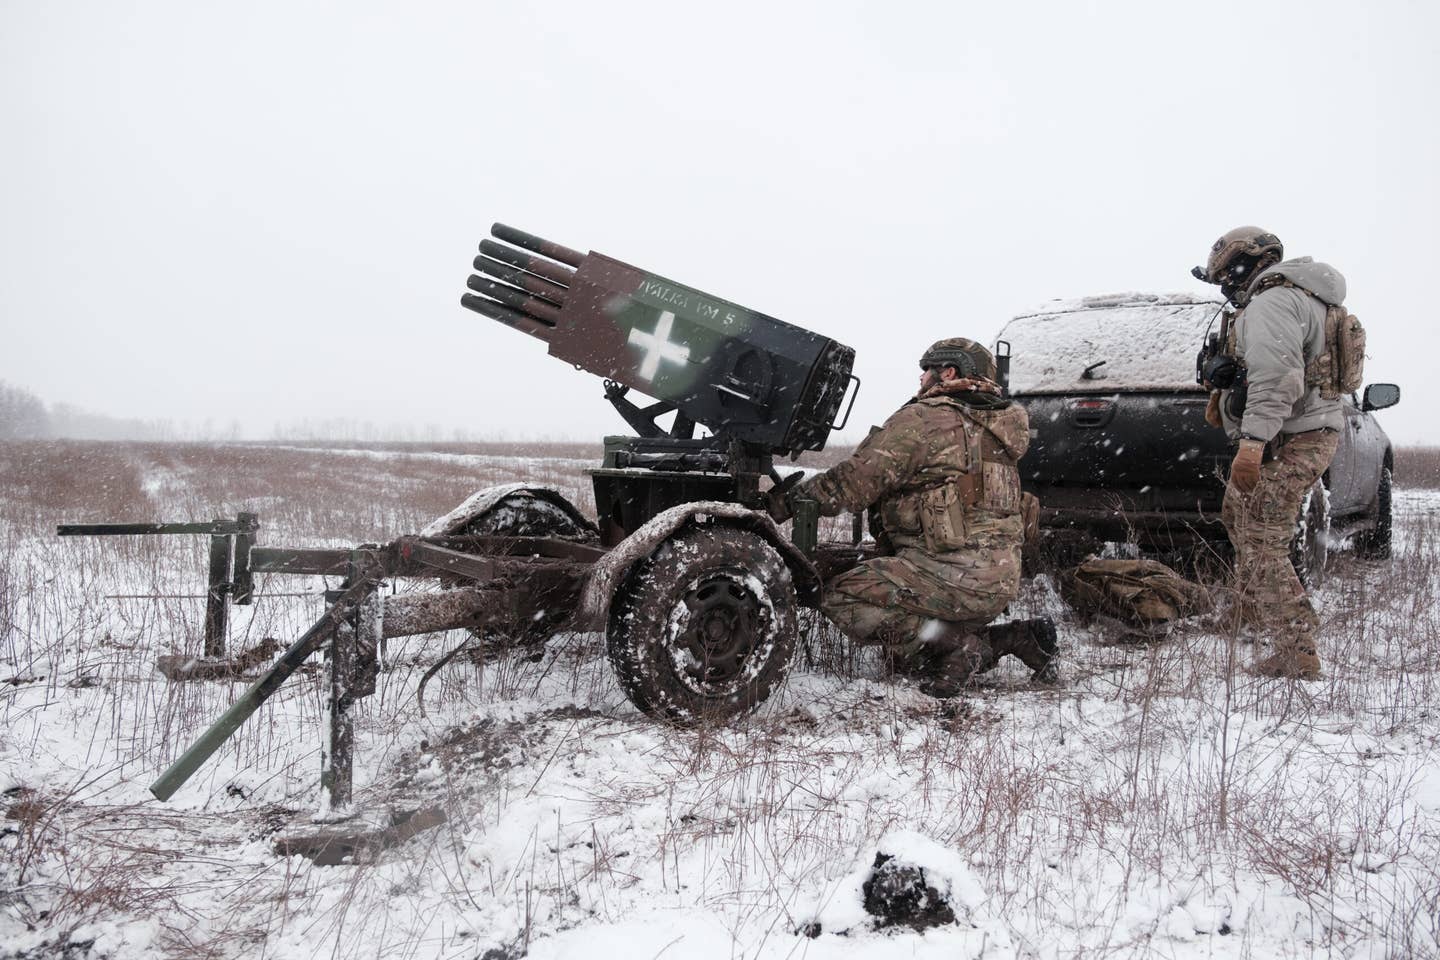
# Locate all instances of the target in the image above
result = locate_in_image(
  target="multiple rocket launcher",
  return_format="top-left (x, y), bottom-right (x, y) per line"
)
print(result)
top-left (461, 224), bottom-right (857, 456)
top-left (61, 225), bottom-right (864, 809)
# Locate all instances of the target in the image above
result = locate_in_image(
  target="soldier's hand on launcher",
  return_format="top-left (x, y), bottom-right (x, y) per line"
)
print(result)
top-left (765, 472), bottom-right (804, 523)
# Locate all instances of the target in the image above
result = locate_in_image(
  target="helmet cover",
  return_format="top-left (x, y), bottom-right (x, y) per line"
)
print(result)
top-left (919, 337), bottom-right (996, 381)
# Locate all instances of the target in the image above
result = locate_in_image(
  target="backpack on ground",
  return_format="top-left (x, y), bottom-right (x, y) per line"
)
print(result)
top-left (1061, 558), bottom-right (1212, 635)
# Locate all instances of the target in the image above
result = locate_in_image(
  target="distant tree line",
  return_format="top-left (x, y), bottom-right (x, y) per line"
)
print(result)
top-left (267, 418), bottom-right (498, 443)
top-left (0, 380), bottom-right (188, 441)
top-left (0, 384), bottom-right (504, 442)
top-left (0, 382), bottom-right (49, 439)
top-left (0, 381), bottom-right (502, 443)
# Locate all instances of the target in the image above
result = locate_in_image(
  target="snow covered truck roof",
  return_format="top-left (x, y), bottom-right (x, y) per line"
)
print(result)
top-left (998, 292), bottom-right (1224, 395)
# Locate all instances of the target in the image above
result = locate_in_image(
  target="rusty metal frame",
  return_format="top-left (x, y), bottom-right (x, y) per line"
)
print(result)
top-left (57, 512), bottom-right (603, 808)
top-left (60, 505), bottom-right (864, 813)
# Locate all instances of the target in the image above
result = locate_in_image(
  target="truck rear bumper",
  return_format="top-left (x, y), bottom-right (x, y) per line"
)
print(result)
top-left (1032, 482), bottom-right (1227, 549)
top-left (1040, 506), bottom-right (1225, 547)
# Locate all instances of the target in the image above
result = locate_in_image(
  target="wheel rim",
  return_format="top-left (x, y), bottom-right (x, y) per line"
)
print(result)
top-left (670, 572), bottom-right (769, 694)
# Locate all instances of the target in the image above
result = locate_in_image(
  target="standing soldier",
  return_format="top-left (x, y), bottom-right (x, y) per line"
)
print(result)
top-left (1194, 226), bottom-right (1345, 679)
top-left (767, 338), bottom-right (1057, 698)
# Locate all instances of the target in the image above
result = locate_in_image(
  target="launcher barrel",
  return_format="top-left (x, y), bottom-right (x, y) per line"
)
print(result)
top-left (478, 239), bottom-right (576, 287)
top-left (465, 275), bottom-right (563, 325)
top-left (461, 222), bottom-right (858, 455)
top-left (459, 294), bottom-right (554, 341)
top-left (490, 222), bottom-right (586, 268)
top-left (472, 255), bottom-right (569, 306)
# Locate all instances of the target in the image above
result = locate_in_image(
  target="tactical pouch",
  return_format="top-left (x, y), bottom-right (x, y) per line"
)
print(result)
top-left (1224, 379), bottom-right (1248, 421)
top-left (918, 482), bottom-right (969, 553)
top-left (1304, 305), bottom-right (1365, 399)
top-left (881, 491), bottom-right (924, 544)
top-left (979, 461), bottom-right (1021, 515)
top-left (1259, 272), bottom-right (1366, 400)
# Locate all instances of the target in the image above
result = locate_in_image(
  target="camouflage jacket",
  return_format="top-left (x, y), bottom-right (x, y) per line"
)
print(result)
top-left (799, 379), bottom-right (1030, 559)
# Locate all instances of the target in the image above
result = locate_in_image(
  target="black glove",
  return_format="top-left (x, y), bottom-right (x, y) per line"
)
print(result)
top-left (765, 489), bottom-right (793, 523)
top-left (765, 472), bottom-right (804, 523)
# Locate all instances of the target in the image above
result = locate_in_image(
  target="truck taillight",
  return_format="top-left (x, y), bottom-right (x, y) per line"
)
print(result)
top-left (1068, 397), bottom-right (1115, 428)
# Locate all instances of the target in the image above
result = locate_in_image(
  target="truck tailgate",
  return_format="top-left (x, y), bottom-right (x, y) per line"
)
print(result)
top-left (1016, 391), bottom-right (1231, 517)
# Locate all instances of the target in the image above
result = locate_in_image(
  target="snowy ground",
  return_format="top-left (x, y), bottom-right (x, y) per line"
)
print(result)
top-left (2, 443), bottom-right (1438, 959)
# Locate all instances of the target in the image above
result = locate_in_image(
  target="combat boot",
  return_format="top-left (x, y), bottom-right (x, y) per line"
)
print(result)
top-left (982, 618), bottom-right (1060, 684)
top-left (921, 632), bottom-right (997, 699)
top-left (892, 621), bottom-right (996, 699)
top-left (1249, 638), bottom-right (1321, 680)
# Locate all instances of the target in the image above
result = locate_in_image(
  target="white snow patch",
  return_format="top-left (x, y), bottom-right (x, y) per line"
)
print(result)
top-left (1000, 291), bottom-right (1223, 394)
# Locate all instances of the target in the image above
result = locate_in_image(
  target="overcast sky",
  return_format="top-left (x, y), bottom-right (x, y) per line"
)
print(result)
top-left (3, 1), bottom-right (1436, 445)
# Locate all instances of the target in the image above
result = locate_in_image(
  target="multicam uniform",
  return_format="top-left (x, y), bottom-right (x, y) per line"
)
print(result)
top-left (795, 378), bottom-right (1030, 652)
top-left (1218, 257), bottom-right (1345, 676)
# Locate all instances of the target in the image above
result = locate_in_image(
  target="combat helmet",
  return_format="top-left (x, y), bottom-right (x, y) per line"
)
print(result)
top-left (919, 337), bottom-right (996, 381)
top-left (1192, 226), bottom-right (1284, 305)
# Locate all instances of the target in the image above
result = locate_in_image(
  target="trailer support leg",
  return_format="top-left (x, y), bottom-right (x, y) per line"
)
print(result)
top-left (319, 553), bottom-right (367, 817)
top-left (320, 619), bottom-right (355, 815)
top-left (203, 532), bottom-right (234, 656)
top-left (320, 625), bottom-right (356, 815)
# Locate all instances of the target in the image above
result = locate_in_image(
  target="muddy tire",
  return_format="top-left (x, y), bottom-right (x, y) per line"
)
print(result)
top-left (446, 491), bottom-right (591, 648)
top-left (453, 490), bottom-right (598, 543)
top-left (1288, 480), bottom-right (1329, 588)
top-left (1353, 466), bottom-right (1393, 560)
top-left (607, 526), bottom-right (797, 725)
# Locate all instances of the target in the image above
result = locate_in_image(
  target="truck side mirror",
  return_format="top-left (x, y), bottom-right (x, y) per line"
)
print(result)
top-left (1362, 383), bottom-right (1400, 411)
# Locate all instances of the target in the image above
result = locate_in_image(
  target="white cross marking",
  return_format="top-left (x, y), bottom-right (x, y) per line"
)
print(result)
top-left (627, 310), bottom-right (690, 381)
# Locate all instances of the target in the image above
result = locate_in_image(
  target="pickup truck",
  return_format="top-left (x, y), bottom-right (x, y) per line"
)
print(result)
top-left (995, 292), bottom-right (1401, 580)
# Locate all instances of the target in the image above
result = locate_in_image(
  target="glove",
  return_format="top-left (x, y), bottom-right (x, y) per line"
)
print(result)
top-left (1229, 438), bottom-right (1265, 494)
top-left (1204, 390), bottom-right (1222, 429)
top-left (765, 471), bottom-right (804, 523)
top-left (765, 487), bottom-right (794, 523)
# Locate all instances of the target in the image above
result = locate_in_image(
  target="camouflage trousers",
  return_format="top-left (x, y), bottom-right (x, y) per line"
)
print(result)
top-left (820, 545), bottom-right (1020, 653)
top-left (1220, 429), bottom-right (1339, 652)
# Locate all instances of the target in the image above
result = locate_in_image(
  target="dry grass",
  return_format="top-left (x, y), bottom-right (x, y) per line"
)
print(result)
top-left (1394, 446), bottom-right (1440, 489)
top-left (0, 440), bottom-right (597, 542)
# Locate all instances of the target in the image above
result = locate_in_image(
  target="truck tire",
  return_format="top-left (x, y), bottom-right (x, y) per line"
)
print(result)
top-left (1353, 466), bottom-right (1393, 560)
top-left (1288, 480), bottom-right (1329, 588)
top-left (607, 526), bottom-right (797, 725)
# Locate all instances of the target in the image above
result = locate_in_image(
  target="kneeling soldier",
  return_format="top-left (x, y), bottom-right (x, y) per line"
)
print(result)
top-left (768, 338), bottom-right (1057, 697)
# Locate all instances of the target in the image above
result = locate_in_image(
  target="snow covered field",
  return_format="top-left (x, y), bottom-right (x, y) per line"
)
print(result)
top-left (2, 442), bottom-right (1437, 959)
